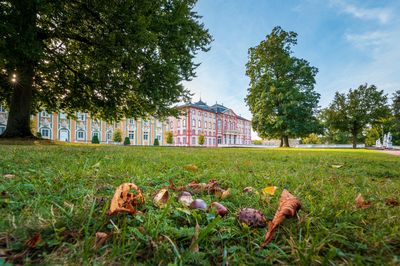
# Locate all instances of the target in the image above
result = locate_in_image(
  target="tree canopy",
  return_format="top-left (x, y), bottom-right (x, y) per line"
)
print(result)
top-left (245, 26), bottom-right (321, 147)
top-left (0, 0), bottom-right (211, 137)
top-left (323, 84), bottom-right (390, 148)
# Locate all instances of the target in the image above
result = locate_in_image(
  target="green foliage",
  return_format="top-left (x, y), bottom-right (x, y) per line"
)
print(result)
top-left (390, 90), bottom-right (400, 145)
top-left (166, 131), bottom-right (173, 144)
top-left (113, 129), bottom-right (122, 143)
top-left (153, 138), bottom-right (159, 146)
top-left (364, 127), bottom-right (380, 146)
top-left (301, 133), bottom-right (322, 144)
top-left (91, 135), bottom-right (100, 144)
top-left (198, 134), bottom-right (205, 145)
top-left (324, 84), bottom-right (390, 148)
top-left (1, 145), bottom-right (399, 264)
top-left (245, 26), bottom-right (321, 145)
top-left (123, 136), bottom-right (130, 146)
top-left (252, 139), bottom-right (263, 145)
top-left (0, 0), bottom-right (212, 136)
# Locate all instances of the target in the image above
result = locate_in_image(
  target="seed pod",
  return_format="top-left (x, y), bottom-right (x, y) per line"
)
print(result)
top-left (178, 191), bottom-right (194, 206)
top-left (237, 208), bottom-right (267, 227)
top-left (190, 199), bottom-right (207, 210)
top-left (153, 188), bottom-right (169, 207)
top-left (210, 202), bottom-right (228, 217)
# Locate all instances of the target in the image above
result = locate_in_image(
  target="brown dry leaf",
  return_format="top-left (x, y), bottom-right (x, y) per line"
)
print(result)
top-left (184, 164), bottom-right (198, 172)
top-left (190, 223), bottom-right (200, 252)
top-left (355, 193), bottom-right (372, 209)
top-left (221, 188), bottom-right (231, 199)
top-left (25, 233), bottom-right (41, 248)
top-left (3, 174), bottom-right (15, 179)
top-left (108, 183), bottom-right (144, 215)
top-left (153, 188), bottom-right (169, 207)
top-left (385, 197), bottom-right (399, 206)
top-left (261, 186), bottom-right (277, 196)
top-left (94, 232), bottom-right (111, 249)
top-left (262, 189), bottom-right (301, 247)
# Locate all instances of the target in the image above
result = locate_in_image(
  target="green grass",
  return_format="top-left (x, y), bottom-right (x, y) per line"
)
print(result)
top-left (0, 145), bottom-right (399, 265)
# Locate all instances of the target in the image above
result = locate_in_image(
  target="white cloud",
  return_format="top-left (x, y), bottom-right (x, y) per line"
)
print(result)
top-left (345, 31), bottom-right (390, 50)
top-left (330, 0), bottom-right (392, 24)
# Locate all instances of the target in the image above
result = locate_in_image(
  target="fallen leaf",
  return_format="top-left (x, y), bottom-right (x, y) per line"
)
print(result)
top-left (3, 174), bottom-right (15, 179)
top-left (262, 189), bottom-right (301, 247)
top-left (243, 187), bottom-right (255, 194)
top-left (153, 188), bottom-right (169, 207)
top-left (190, 223), bottom-right (200, 252)
top-left (94, 232), bottom-right (110, 249)
top-left (237, 208), bottom-right (267, 228)
top-left (331, 165), bottom-right (343, 168)
top-left (355, 193), bottom-right (372, 209)
top-left (385, 197), bottom-right (399, 206)
top-left (261, 186), bottom-right (277, 196)
top-left (190, 199), bottom-right (207, 210)
top-left (108, 183), bottom-right (144, 215)
top-left (25, 233), bottom-right (41, 248)
top-left (221, 188), bottom-right (231, 199)
top-left (184, 164), bottom-right (198, 172)
top-left (178, 191), bottom-right (193, 206)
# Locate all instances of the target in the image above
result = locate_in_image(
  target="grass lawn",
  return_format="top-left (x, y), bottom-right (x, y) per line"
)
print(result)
top-left (1, 145), bottom-right (399, 265)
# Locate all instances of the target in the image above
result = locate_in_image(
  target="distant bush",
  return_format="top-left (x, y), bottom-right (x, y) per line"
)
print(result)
top-left (198, 134), bottom-right (205, 145)
top-left (154, 138), bottom-right (159, 146)
top-left (92, 135), bottom-right (100, 144)
top-left (113, 129), bottom-right (122, 143)
top-left (364, 127), bottom-right (380, 146)
top-left (123, 137), bottom-right (130, 145)
top-left (166, 131), bottom-right (173, 144)
top-left (36, 131), bottom-right (42, 138)
top-left (301, 133), bottom-right (322, 144)
top-left (252, 139), bottom-right (262, 145)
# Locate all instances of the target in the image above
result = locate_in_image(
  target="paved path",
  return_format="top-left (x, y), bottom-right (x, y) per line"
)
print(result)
top-left (379, 150), bottom-right (400, 156)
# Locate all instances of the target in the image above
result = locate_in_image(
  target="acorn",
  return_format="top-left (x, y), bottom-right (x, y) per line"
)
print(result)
top-left (189, 199), bottom-right (207, 210)
top-left (178, 191), bottom-right (194, 206)
top-left (237, 208), bottom-right (267, 227)
top-left (210, 202), bottom-right (228, 217)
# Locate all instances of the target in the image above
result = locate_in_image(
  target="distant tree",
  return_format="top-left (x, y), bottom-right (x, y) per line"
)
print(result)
top-left (91, 135), bottom-right (100, 144)
top-left (245, 26), bottom-right (321, 147)
top-left (113, 129), bottom-right (122, 143)
top-left (0, 1), bottom-right (212, 138)
top-left (123, 137), bottom-right (130, 146)
top-left (198, 134), bottom-right (205, 145)
top-left (252, 139), bottom-right (263, 145)
top-left (324, 84), bottom-right (390, 148)
top-left (166, 131), bottom-right (173, 145)
top-left (301, 133), bottom-right (322, 144)
top-left (364, 127), bottom-right (380, 146)
top-left (153, 138), bottom-right (160, 146)
top-left (390, 90), bottom-right (400, 145)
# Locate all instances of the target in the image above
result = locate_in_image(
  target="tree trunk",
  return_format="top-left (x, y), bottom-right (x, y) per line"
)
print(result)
top-left (279, 137), bottom-right (283, 147)
top-left (0, 0), bottom-right (37, 138)
top-left (282, 135), bottom-right (290, 147)
top-left (1, 67), bottom-right (34, 138)
top-left (352, 129), bottom-right (357, 149)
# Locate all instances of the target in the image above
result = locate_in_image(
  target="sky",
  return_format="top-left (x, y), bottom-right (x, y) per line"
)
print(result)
top-left (183, 0), bottom-right (400, 138)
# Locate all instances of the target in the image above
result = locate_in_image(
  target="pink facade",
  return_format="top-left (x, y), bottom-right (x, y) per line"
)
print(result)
top-left (166, 100), bottom-right (252, 146)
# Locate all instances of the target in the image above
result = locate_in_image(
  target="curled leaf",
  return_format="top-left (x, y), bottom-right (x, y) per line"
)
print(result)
top-left (3, 174), bottom-right (15, 179)
top-left (261, 186), bottom-right (277, 196)
top-left (355, 193), bottom-right (372, 209)
top-left (385, 197), bottom-right (399, 206)
top-left (190, 223), bottom-right (200, 252)
top-left (243, 187), bottom-right (255, 194)
top-left (108, 183), bottom-right (144, 215)
top-left (94, 232), bottom-right (111, 249)
top-left (237, 208), bottom-right (267, 228)
top-left (25, 233), bottom-right (41, 248)
top-left (153, 188), bottom-right (169, 207)
top-left (262, 189), bottom-right (301, 247)
top-left (184, 164), bottom-right (198, 172)
top-left (178, 191), bottom-right (193, 206)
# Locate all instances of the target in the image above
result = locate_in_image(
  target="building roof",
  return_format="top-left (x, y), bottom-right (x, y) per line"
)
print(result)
top-left (180, 100), bottom-right (250, 121)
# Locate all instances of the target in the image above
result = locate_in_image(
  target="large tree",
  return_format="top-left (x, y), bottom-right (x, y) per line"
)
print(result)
top-left (324, 84), bottom-right (390, 148)
top-left (0, 0), bottom-right (211, 138)
top-left (245, 26), bottom-right (321, 147)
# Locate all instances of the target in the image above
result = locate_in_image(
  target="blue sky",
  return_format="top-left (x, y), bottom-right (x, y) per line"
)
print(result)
top-left (184, 0), bottom-right (400, 124)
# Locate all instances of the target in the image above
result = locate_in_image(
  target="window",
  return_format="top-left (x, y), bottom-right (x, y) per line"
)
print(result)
top-left (204, 138), bottom-right (207, 145)
top-left (183, 119), bottom-right (186, 127)
top-left (129, 131), bottom-right (135, 140)
top-left (198, 111), bottom-right (201, 116)
top-left (213, 138), bottom-right (216, 145)
top-left (183, 129), bottom-right (186, 135)
top-left (0, 106), bottom-right (5, 112)
top-left (224, 121), bottom-right (227, 130)
top-left (170, 121), bottom-right (173, 129)
top-left (204, 121), bottom-right (207, 128)
top-left (41, 128), bottom-right (50, 138)
top-left (192, 110), bottom-right (195, 115)
top-left (77, 113), bottom-right (85, 121)
top-left (92, 132), bottom-right (99, 138)
top-left (128, 119), bottom-right (135, 125)
top-left (41, 111), bottom-right (49, 117)
top-left (107, 131), bottom-right (112, 140)
top-left (218, 136), bottom-right (222, 144)
top-left (177, 119), bottom-right (181, 128)
top-left (157, 135), bottom-right (161, 141)
top-left (177, 137), bottom-right (180, 144)
top-left (192, 129), bottom-right (195, 135)
top-left (192, 119), bottom-right (195, 127)
top-left (183, 137), bottom-right (186, 144)
top-left (192, 137), bottom-right (196, 145)
top-left (178, 130), bottom-right (180, 135)
top-left (198, 130), bottom-right (201, 134)
top-left (217, 119), bottom-right (221, 129)
top-left (77, 131), bottom-right (85, 140)
top-left (143, 132), bottom-right (149, 140)
top-left (60, 113), bottom-right (67, 119)
top-left (0, 126), bottom-right (5, 134)
top-left (198, 120), bottom-right (201, 127)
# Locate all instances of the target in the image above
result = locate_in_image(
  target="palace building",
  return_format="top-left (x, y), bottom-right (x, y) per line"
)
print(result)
top-left (0, 101), bottom-right (252, 146)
